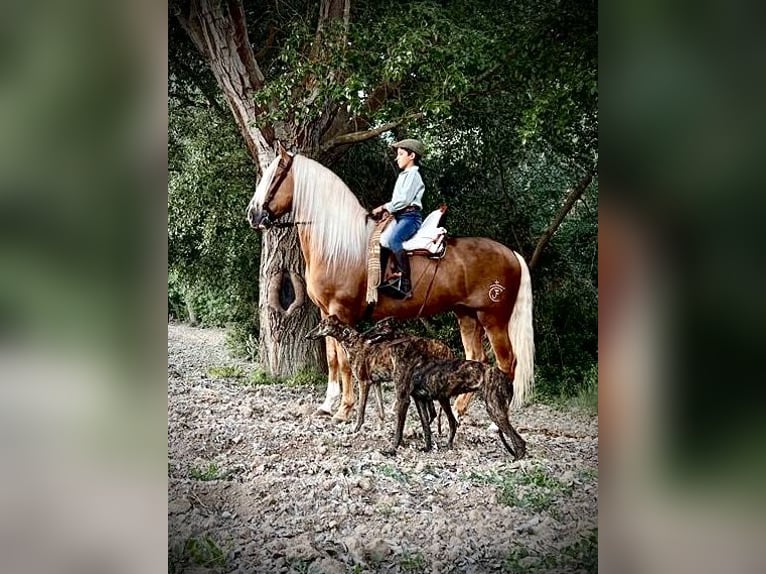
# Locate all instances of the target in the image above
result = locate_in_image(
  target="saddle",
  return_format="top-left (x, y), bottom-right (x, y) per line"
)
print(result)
top-left (380, 205), bottom-right (448, 258)
top-left (365, 206), bottom-right (448, 304)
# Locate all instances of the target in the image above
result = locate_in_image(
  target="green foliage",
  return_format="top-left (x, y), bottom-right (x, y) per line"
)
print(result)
top-left (169, 535), bottom-right (229, 573)
top-left (504, 529), bottom-right (598, 573)
top-left (287, 367), bottom-right (326, 389)
top-left (399, 551), bottom-right (427, 573)
top-left (168, 101), bottom-right (260, 328)
top-left (248, 370), bottom-right (283, 387)
top-left (189, 462), bottom-right (224, 481)
top-left (496, 466), bottom-right (573, 511)
top-left (225, 322), bottom-right (260, 361)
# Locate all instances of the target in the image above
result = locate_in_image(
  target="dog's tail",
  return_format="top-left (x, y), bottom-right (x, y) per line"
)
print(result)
top-left (509, 251), bottom-right (535, 408)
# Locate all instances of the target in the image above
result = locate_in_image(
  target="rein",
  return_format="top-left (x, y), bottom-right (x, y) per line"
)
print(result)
top-left (415, 257), bottom-right (442, 318)
top-left (270, 220), bottom-right (313, 228)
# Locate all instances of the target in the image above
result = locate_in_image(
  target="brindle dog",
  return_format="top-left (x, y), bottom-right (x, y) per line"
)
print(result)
top-left (305, 316), bottom-right (453, 433)
top-left (359, 316), bottom-right (455, 427)
top-left (392, 358), bottom-right (527, 460)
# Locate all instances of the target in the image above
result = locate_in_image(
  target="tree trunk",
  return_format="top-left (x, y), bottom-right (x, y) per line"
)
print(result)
top-left (258, 223), bottom-right (325, 377)
top-left (529, 170), bottom-right (595, 270)
top-left (177, 0), bottom-right (324, 377)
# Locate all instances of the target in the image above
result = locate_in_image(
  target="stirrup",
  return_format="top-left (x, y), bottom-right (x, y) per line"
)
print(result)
top-left (378, 277), bottom-right (411, 300)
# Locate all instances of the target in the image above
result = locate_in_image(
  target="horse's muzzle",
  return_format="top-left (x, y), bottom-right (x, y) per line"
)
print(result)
top-left (247, 208), bottom-right (272, 230)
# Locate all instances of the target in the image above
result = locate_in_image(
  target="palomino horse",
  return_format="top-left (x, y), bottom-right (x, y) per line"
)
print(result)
top-left (247, 148), bottom-right (534, 422)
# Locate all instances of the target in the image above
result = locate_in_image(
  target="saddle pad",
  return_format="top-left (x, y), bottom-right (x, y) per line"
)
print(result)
top-left (380, 207), bottom-right (447, 255)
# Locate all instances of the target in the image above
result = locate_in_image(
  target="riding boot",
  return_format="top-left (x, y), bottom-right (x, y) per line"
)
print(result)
top-left (393, 250), bottom-right (412, 297)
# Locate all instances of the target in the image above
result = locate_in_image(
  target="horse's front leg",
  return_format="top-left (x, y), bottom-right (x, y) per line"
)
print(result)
top-left (333, 344), bottom-right (356, 423)
top-left (317, 337), bottom-right (341, 416)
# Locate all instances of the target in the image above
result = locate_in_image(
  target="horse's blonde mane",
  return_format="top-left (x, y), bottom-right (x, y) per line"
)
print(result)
top-left (291, 155), bottom-right (371, 274)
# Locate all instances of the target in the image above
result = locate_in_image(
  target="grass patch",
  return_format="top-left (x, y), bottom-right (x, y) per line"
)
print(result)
top-left (377, 463), bottom-right (409, 484)
top-left (504, 529), bottom-right (597, 573)
top-left (286, 367), bottom-right (326, 388)
top-left (462, 469), bottom-right (502, 486)
top-left (400, 551), bottom-right (427, 573)
top-left (375, 502), bottom-right (395, 517)
top-left (248, 369), bottom-right (284, 386)
top-left (247, 367), bottom-right (325, 388)
top-left (496, 465), bottom-right (573, 511)
top-left (207, 364), bottom-right (245, 380)
top-left (535, 365), bottom-right (598, 416)
top-left (189, 462), bottom-right (224, 481)
top-left (566, 373), bottom-right (598, 414)
top-left (578, 468), bottom-right (598, 482)
top-left (169, 535), bottom-right (229, 573)
top-left (287, 559), bottom-right (312, 573)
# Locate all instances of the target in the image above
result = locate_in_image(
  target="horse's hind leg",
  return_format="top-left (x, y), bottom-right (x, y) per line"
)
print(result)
top-left (479, 312), bottom-right (515, 377)
top-left (454, 312), bottom-right (487, 417)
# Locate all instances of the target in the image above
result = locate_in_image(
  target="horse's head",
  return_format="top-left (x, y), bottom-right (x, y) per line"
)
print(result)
top-left (246, 146), bottom-right (295, 230)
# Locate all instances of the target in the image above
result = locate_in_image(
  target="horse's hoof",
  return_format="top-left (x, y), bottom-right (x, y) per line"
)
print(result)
top-left (314, 408), bottom-right (333, 417)
top-left (332, 405), bottom-right (355, 423)
top-left (380, 448), bottom-right (397, 457)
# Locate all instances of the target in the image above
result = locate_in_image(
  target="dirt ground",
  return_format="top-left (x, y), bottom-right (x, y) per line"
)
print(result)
top-left (168, 323), bottom-right (598, 573)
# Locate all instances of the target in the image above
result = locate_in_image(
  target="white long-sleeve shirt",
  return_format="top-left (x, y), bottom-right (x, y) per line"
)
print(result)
top-left (384, 166), bottom-right (424, 213)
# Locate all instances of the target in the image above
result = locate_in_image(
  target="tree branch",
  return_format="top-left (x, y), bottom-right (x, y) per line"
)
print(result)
top-left (319, 113), bottom-right (424, 153)
top-left (529, 169), bottom-right (596, 270)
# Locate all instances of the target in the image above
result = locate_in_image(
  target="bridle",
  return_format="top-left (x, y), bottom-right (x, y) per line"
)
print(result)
top-left (259, 154), bottom-right (313, 229)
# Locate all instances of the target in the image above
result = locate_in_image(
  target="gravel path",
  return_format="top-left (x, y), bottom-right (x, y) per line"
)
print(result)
top-left (168, 323), bottom-right (598, 574)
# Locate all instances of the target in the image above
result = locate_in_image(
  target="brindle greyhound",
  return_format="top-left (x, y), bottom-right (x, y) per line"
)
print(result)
top-left (404, 360), bottom-right (527, 459)
top-left (305, 316), bottom-right (453, 433)
top-left (363, 318), bottom-right (526, 459)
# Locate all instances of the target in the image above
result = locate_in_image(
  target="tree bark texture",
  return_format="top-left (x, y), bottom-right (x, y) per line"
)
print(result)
top-left (176, 0), bottom-right (273, 170)
top-left (258, 223), bottom-right (324, 377)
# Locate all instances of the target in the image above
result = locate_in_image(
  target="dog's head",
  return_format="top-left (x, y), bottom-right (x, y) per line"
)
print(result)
top-left (305, 315), bottom-right (355, 341)
top-left (362, 316), bottom-right (399, 343)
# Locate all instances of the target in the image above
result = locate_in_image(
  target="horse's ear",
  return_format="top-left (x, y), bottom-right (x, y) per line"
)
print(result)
top-left (275, 140), bottom-right (290, 162)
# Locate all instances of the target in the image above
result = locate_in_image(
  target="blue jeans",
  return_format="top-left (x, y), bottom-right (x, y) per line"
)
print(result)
top-left (387, 211), bottom-right (422, 252)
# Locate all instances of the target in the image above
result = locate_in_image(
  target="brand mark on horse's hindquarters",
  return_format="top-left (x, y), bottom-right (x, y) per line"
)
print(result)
top-left (488, 280), bottom-right (506, 302)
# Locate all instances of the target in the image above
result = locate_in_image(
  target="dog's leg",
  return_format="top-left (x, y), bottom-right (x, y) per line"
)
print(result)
top-left (354, 378), bottom-right (371, 432)
top-left (483, 372), bottom-right (527, 460)
top-left (382, 385), bottom-right (411, 455)
top-left (414, 399), bottom-right (433, 451)
top-left (497, 431), bottom-right (517, 458)
top-left (438, 397), bottom-right (459, 449)
top-left (373, 383), bottom-right (385, 425)
top-left (426, 400), bottom-right (436, 424)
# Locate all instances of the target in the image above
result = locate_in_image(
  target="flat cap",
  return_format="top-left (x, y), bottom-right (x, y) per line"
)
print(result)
top-left (391, 139), bottom-right (425, 157)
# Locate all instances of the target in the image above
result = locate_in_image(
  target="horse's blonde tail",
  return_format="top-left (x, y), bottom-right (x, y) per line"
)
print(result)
top-left (509, 251), bottom-right (535, 408)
